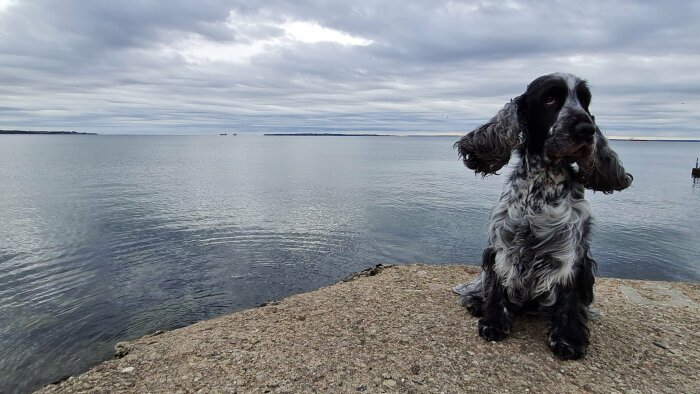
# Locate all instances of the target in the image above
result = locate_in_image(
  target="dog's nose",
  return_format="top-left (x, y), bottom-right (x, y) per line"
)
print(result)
top-left (574, 122), bottom-right (595, 138)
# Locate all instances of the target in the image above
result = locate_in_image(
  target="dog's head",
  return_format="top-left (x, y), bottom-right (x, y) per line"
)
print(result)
top-left (455, 72), bottom-right (632, 193)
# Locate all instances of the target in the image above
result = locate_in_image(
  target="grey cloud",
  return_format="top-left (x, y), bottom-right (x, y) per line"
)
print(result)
top-left (0, 0), bottom-right (698, 137)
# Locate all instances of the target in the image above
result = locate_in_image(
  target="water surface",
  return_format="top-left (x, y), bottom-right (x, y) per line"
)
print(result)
top-left (0, 135), bottom-right (698, 392)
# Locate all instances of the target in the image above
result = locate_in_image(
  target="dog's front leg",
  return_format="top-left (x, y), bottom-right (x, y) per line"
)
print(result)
top-left (547, 284), bottom-right (590, 360)
top-left (478, 249), bottom-right (511, 341)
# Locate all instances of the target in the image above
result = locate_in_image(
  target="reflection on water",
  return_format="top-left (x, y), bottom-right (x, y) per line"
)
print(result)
top-left (0, 135), bottom-right (699, 392)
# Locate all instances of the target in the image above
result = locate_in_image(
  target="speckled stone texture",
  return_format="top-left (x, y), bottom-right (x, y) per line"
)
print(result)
top-left (38, 264), bottom-right (700, 394)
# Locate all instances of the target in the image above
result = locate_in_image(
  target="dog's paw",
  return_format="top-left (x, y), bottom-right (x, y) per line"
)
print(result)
top-left (478, 318), bottom-right (510, 342)
top-left (548, 334), bottom-right (588, 360)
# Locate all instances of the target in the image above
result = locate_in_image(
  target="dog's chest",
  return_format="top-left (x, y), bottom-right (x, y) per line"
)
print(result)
top-left (492, 167), bottom-right (574, 233)
top-left (488, 165), bottom-right (591, 297)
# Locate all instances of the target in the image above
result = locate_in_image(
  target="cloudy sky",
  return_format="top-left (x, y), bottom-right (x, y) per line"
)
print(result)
top-left (0, 0), bottom-right (698, 137)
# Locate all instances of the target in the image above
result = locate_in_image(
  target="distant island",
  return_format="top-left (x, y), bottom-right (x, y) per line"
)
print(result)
top-left (264, 133), bottom-right (391, 137)
top-left (609, 136), bottom-right (700, 142)
top-left (0, 130), bottom-right (97, 135)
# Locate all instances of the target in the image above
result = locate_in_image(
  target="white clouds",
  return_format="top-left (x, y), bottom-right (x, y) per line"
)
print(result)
top-left (171, 19), bottom-right (373, 64)
top-left (0, 0), bottom-right (15, 12)
top-left (172, 34), bottom-right (272, 64)
top-left (282, 21), bottom-right (373, 46)
top-left (0, 1), bottom-right (698, 136)
top-left (140, 5), bottom-right (376, 67)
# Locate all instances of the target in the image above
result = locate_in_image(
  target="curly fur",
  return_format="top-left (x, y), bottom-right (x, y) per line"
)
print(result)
top-left (454, 96), bottom-right (524, 175)
top-left (454, 73), bottom-right (632, 360)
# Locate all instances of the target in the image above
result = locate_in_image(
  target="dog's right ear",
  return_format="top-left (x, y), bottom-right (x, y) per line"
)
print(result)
top-left (454, 95), bottom-right (525, 175)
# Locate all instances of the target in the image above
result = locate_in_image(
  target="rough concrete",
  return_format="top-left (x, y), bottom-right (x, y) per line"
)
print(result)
top-left (38, 264), bottom-right (700, 393)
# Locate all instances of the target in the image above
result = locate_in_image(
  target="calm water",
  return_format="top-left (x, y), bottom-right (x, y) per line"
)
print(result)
top-left (1, 135), bottom-right (699, 392)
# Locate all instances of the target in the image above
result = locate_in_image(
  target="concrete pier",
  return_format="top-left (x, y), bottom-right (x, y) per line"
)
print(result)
top-left (38, 264), bottom-right (700, 393)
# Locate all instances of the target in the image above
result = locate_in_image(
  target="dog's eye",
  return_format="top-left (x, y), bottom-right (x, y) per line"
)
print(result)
top-left (545, 96), bottom-right (556, 105)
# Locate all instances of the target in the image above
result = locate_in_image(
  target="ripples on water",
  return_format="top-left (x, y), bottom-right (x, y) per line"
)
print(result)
top-left (0, 135), bottom-right (698, 392)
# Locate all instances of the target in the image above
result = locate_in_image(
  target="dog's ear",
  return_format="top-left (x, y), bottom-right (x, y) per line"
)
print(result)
top-left (578, 126), bottom-right (633, 194)
top-left (454, 95), bottom-right (525, 175)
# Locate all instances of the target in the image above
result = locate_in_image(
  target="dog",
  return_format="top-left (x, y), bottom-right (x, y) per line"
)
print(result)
top-left (453, 73), bottom-right (632, 360)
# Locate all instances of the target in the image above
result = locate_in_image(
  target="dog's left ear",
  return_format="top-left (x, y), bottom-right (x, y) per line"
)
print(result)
top-left (578, 126), bottom-right (633, 194)
top-left (454, 95), bottom-right (525, 175)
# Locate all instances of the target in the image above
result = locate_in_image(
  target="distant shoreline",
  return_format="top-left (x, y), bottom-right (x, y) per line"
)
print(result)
top-left (609, 137), bottom-right (700, 142)
top-left (263, 133), bottom-right (700, 141)
top-left (264, 133), bottom-right (392, 137)
top-left (0, 130), bottom-right (97, 135)
top-left (1, 131), bottom-right (697, 141)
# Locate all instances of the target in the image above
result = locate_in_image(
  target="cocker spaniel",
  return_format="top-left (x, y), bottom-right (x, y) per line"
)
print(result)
top-left (453, 73), bottom-right (632, 360)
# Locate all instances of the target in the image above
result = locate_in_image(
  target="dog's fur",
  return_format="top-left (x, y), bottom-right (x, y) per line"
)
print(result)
top-left (454, 73), bottom-right (632, 360)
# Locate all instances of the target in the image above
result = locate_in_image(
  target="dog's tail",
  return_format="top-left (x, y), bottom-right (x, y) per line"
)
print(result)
top-left (452, 272), bottom-right (485, 316)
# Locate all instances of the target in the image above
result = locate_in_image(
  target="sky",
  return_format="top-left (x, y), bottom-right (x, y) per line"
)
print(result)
top-left (0, 0), bottom-right (698, 137)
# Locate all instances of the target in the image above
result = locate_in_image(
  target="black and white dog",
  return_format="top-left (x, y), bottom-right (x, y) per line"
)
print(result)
top-left (454, 73), bottom-right (632, 360)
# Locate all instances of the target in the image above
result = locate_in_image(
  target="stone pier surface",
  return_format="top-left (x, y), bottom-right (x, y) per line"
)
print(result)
top-left (39, 264), bottom-right (700, 393)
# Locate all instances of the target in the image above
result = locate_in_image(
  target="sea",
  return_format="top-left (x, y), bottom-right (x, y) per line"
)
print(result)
top-left (1, 134), bottom-right (699, 392)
